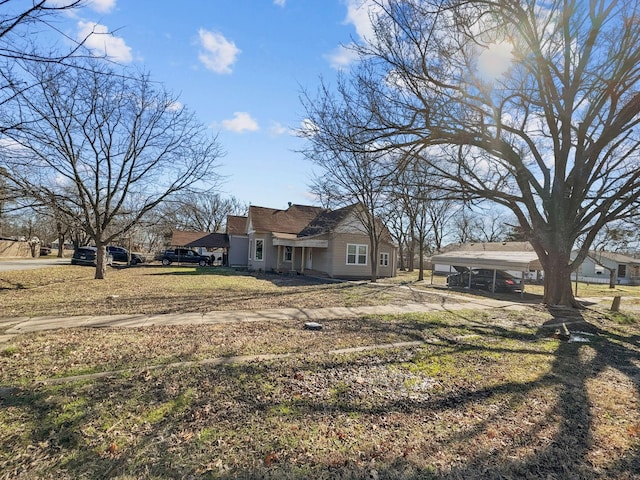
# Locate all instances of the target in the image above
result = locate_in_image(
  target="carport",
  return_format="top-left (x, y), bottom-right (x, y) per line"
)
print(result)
top-left (431, 250), bottom-right (543, 295)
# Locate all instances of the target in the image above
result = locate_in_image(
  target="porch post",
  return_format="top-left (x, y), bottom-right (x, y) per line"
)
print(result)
top-left (291, 246), bottom-right (296, 273)
top-left (276, 245), bottom-right (281, 272)
top-left (301, 246), bottom-right (305, 274)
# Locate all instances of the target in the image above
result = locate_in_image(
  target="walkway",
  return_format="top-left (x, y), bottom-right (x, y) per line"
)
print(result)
top-left (0, 294), bottom-right (532, 343)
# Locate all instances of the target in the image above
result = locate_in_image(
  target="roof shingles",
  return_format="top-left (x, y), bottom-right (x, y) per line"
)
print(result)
top-left (249, 204), bottom-right (325, 234)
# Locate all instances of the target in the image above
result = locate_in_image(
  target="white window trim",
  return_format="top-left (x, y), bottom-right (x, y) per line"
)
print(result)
top-left (380, 252), bottom-right (389, 267)
top-left (283, 246), bottom-right (292, 262)
top-left (346, 243), bottom-right (368, 265)
top-left (255, 239), bottom-right (264, 261)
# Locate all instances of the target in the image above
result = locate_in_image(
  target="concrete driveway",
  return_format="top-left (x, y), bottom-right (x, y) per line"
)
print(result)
top-left (0, 257), bottom-right (70, 272)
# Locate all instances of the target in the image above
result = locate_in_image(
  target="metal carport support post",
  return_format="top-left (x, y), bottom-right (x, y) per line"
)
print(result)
top-left (491, 269), bottom-right (497, 293)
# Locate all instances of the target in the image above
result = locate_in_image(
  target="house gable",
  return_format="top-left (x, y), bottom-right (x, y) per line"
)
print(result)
top-left (226, 215), bottom-right (247, 236)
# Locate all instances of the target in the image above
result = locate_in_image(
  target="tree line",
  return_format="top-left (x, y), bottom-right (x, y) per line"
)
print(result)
top-left (0, 1), bottom-right (226, 278)
top-left (301, 0), bottom-right (640, 306)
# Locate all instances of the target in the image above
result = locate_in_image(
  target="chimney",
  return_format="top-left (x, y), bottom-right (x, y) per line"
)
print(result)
top-left (288, 202), bottom-right (292, 208)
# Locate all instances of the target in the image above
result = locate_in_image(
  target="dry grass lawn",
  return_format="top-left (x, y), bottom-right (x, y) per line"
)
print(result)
top-left (0, 265), bottom-right (639, 479)
top-left (0, 265), bottom-right (444, 318)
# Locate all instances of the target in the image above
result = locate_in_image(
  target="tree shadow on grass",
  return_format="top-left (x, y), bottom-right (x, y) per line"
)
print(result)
top-left (1, 307), bottom-right (639, 479)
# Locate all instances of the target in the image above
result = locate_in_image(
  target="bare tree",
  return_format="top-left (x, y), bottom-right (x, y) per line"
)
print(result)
top-left (0, 59), bottom-right (223, 278)
top-left (389, 158), bottom-right (449, 280)
top-left (381, 200), bottom-right (410, 271)
top-left (302, 110), bottom-right (394, 281)
top-left (452, 207), bottom-right (483, 245)
top-left (475, 208), bottom-right (511, 243)
top-left (173, 193), bottom-right (246, 232)
top-left (0, 1), bottom-right (85, 52)
top-left (0, 1), bottom-right (94, 131)
top-left (316, 0), bottom-right (640, 306)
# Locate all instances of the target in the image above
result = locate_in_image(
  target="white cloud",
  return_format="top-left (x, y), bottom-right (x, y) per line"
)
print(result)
top-left (221, 112), bottom-right (259, 133)
top-left (87, 0), bottom-right (116, 13)
top-left (344, 0), bottom-right (384, 43)
top-left (325, 43), bottom-right (360, 70)
top-left (326, 1), bottom-right (384, 70)
top-left (48, 0), bottom-right (115, 15)
top-left (167, 101), bottom-right (183, 112)
top-left (77, 21), bottom-right (132, 63)
top-left (198, 29), bottom-right (240, 74)
top-left (274, 0), bottom-right (286, 6)
top-left (296, 118), bottom-right (318, 138)
top-left (270, 122), bottom-right (290, 136)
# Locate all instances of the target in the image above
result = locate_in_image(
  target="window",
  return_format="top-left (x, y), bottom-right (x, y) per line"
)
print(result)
top-left (255, 239), bottom-right (264, 261)
top-left (380, 252), bottom-right (389, 266)
top-left (618, 264), bottom-right (627, 278)
top-left (283, 246), bottom-right (292, 262)
top-left (347, 244), bottom-right (367, 265)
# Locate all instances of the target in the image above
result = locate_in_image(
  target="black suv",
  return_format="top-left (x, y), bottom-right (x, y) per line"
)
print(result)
top-left (158, 248), bottom-right (210, 266)
top-left (71, 246), bottom-right (113, 267)
top-left (106, 246), bottom-right (145, 265)
top-left (446, 268), bottom-right (520, 292)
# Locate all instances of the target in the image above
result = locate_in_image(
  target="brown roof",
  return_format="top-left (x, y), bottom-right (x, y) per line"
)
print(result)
top-left (298, 204), bottom-right (356, 237)
top-left (587, 250), bottom-right (640, 265)
top-left (249, 204), bottom-right (325, 234)
top-left (226, 215), bottom-right (247, 235)
top-left (171, 230), bottom-right (229, 248)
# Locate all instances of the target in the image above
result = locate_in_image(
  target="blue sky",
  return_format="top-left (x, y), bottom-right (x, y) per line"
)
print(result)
top-left (52, 0), bottom-right (380, 210)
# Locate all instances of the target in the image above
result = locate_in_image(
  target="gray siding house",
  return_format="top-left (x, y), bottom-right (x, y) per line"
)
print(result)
top-left (574, 250), bottom-right (640, 285)
top-left (245, 203), bottom-right (397, 279)
top-left (226, 215), bottom-right (249, 267)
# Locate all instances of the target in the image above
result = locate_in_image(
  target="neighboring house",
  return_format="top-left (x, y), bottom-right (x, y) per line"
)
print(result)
top-left (0, 236), bottom-right (38, 258)
top-left (574, 250), bottom-right (640, 285)
top-left (169, 230), bottom-right (230, 265)
top-left (226, 215), bottom-right (249, 267)
top-left (245, 203), bottom-right (397, 279)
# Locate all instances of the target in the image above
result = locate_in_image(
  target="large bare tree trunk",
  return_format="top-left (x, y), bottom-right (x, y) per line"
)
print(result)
top-left (95, 243), bottom-right (107, 280)
top-left (369, 241), bottom-right (379, 283)
top-left (541, 251), bottom-right (576, 306)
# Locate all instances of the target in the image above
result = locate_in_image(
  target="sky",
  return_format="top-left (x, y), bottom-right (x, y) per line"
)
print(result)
top-left (47, 0), bottom-right (381, 211)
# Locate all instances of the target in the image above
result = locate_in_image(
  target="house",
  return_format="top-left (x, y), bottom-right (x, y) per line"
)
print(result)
top-left (169, 230), bottom-right (230, 265)
top-left (574, 250), bottom-right (640, 285)
top-left (226, 215), bottom-right (249, 267)
top-left (245, 203), bottom-right (397, 279)
top-left (0, 236), bottom-right (39, 258)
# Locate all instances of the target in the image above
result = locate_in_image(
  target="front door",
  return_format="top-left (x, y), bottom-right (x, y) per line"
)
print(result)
top-left (305, 249), bottom-right (312, 269)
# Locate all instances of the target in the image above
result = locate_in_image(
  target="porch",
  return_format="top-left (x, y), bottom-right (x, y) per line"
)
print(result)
top-left (272, 232), bottom-right (328, 275)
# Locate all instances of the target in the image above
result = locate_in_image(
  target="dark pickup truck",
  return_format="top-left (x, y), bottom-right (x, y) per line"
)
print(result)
top-left (158, 248), bottom-right (211, 266)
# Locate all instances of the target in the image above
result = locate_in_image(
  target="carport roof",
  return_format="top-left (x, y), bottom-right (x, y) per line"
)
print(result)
top-left (171, 230), bottom-right (229, 249)
top-left (431, 250), bottom-right (543, 271)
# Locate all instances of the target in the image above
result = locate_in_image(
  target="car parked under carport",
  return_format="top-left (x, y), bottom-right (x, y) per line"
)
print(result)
top-left (446, 268), bottom-right (520, 293)
top-left (431, 249), bottom-right (540, 296)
